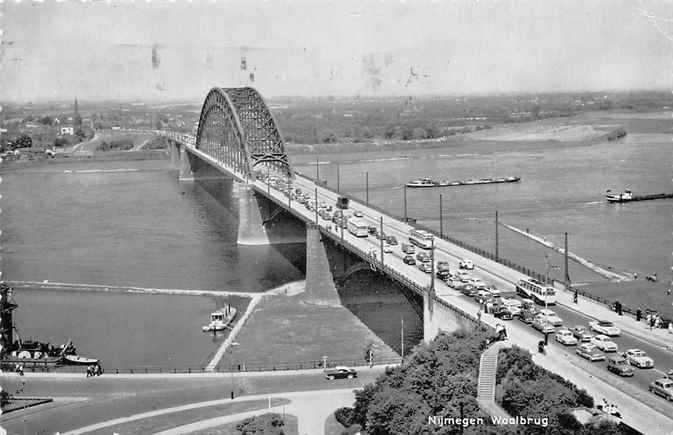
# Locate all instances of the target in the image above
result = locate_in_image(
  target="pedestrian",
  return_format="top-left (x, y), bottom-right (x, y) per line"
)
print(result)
top-left (650, 317), bottom-right (655, 331)
top-left (633, 272), bottom-right (638, 280)
top-left (667, 288), bottom-right (671, 297)
top-left (668, 321), bottom-right (673, 335)
top-left (636, 308), bottom-right (642, 322)
top-left (477, 310), bottom-right (482, 323)
top-left (573, 291), bottom-right (578, 304)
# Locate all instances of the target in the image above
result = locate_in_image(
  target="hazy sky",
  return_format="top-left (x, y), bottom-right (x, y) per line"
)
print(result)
top-left (2, 0), bottom-right (672, 102)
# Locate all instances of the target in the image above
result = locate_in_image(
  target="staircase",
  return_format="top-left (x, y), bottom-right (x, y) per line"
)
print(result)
top-left (476, 341), bottom-right (511, 419)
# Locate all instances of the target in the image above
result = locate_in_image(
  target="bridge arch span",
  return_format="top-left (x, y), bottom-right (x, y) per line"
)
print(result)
top-left (194, 87), bottom-right (292, 179)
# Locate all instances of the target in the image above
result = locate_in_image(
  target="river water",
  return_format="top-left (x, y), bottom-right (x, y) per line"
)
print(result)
top-left (1, 110), bottom-right (671, 367)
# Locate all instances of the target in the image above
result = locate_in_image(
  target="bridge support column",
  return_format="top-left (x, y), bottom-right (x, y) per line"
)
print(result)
top-left (423, 293), bottom-right (478, 343)
top-left (304, 225), bottom-right (341, 306)
top-left (237, 183), bottom-right (270, 245)
top-left (168, 141), bottom-right (180, 167)
top-left (178, 147), bottom-right (194, 181)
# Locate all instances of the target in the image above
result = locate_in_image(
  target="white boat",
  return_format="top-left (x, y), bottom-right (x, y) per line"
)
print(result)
top-left (406, 178), bottom-right (437, 188)
top-left (64, 354), bottom-right (99, 365)
top-left (606, 189), bottom-right (632, 202)
top-left (202, 306), bottom-right (237, 332)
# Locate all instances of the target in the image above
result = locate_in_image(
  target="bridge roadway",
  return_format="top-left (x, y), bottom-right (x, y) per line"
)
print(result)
top-left (165, 133), bottom-right (673, 431)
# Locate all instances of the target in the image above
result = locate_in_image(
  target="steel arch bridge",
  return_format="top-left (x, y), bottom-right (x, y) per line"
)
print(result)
top-left (195, 87), bottom-right (292, 179)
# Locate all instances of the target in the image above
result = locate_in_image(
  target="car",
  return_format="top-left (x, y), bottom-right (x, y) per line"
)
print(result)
top-left (436, 261), bottom-right (451, 278)
top-left (401, 243), bottom-right (415, 254)
top-left (576, 343), bottom-right (606, 362)
top-left (493, 306), bottom-right (514, 320)
top-left (623, 349), bottom-right (655, 368)
top-left (353, 210), bottom-right (364, 217)
top-left (416, 252), bottom-right (431, 263)
top-left (589, 320), bottom-right (621, 337)
top-left (383, 244), bottom-right (393, 253)
top-left (324, 366), bottom-right (357, 380)
top-left (386, 235), bottom-right (398, 245)
top-left (649, 378), bottom-right (673, 401)
top-left (520, 298), bottom-right (535, 310)
top-left (476, 290), bottom-right (492, 303)
top-left (537, 309), bottom-right (563, 327)
top-left (571, 326), bottom-right (593, 342)
top-left (460, 285), bottom-right (478, 297)
top-left (403, 255), bottom-right (416, 265)
top-left (469, 278), bottom-right (488, 290)
top-left (368, 226), bottom-right (377, 235)
top-left (555, 329), bottom-right (578, 346)
top-left (459, 259), bottom-right (474, 270)
top-left (418, 262), bottom-right (432, 273)
top-left (591, 335), bottom-right (618, 352)
top-left (607, 356), bottom-right (635, 377)
top-left (532, 316), bottom-right (556, 334)
top-left (501, 298), bottom-right (522, 316)
top-left (518, 308), bottom-right (537, 324)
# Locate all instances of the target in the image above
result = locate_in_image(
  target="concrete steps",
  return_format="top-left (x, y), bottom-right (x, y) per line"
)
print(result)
top-left (476, 341), bottom-right (511, 420)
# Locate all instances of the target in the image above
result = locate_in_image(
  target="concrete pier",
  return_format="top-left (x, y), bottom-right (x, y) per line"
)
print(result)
top-left (304, 225), bottom-right (341, 306)
top-left (237, 183), bottom-right (270, 245)
top-left (178, 147), bottom-right (194, 181)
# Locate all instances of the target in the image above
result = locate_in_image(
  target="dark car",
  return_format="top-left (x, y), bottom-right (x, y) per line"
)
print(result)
top-left (324, 366), bottom-right (357, 380)
top-left (518, 308), bottom-right (537, 324)
top-left (368, 226), bottom-right (377, 235)
top-left (386, 235), bottom-right (398, 245)
top-left (607, 356), bottom-right (635, 377)
top-left (436, 261), bottom-right (451, 279)
top-left (403, 255), bottom-right (416, 265)
top-left (493, 306), bottom-right (514, 320)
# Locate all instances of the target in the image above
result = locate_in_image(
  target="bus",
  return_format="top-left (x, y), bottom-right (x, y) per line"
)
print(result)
top-left (347, 218), bottom-right (369, 237)
top-left (409, 229), bottom-right (434, 249)
top-left (515, 278), bottom-right (557, 306)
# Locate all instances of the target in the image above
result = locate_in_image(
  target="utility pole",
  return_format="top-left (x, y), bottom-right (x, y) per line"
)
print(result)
top-left (379, 216), bottom-right (384, 266)
top-left (495, 210), bottom-right (499, 261)
top-left (314, 187), bottom-right (319, 224)
top-left (430, 237), bottom-right (435, 296)
top-left (316, 156), bottom-right (319, 181)
top-left (267, 164), bottom-right (270, 196)
top-left (439, 194), bottom-right (443, 238)
top-left (401, 317), bottom-right (405, 358)
top-left (336, 163), bottom-right (340, 193)
top-left (365, 172), bottom-right (369, 205)
top-left (564, 232), bottom-right (570, 289)
top-left (403, 184), bottom-right (408, 222)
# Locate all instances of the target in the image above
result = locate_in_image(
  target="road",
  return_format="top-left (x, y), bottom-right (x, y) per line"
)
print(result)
top-left (275, 172), bottom-right (673, 414)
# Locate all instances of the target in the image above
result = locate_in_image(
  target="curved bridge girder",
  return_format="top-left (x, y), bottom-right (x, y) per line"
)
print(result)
top-left (194, 87), bottom-right (292, 179)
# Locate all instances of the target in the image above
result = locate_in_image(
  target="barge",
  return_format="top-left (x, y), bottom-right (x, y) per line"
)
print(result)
top-left (406, 176), bottom-right (521, 188)
top-left (605, 190), bottom-right (673, 203)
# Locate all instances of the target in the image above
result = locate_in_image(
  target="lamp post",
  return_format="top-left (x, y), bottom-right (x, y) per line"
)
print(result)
top-left (229, 342), bottom-right (239, 399)
top-left (430, 237), bottom-right (435, 296)
top-left (314, 187), bottom-right (319, 224)
top-left (544, 254), bottom-right (559, 311)
top-left (439, 194), bottom-right (443, 238)
top-left (316, 156), bottom-right (319, 181)
top-left (495, 210), bottom-right (499, 261)
top-left (401, 317), bottom-right (405, 358)
top-left (336, 163), bottom-right (340, 193)
top-left (379, 216), bottom-right (384, 266)
top-left (403, 184), bottom-right (408, 222)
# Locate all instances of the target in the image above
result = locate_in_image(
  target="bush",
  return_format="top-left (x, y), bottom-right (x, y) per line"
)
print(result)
top-left (236, 413), bottom-right (286, 435)
top-left (334, 407), bottom-right (356, 427)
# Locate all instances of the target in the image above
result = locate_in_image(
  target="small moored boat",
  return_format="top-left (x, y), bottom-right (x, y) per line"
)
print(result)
top-left (63, 354), bottom-right (99, 365)
top-left (202, 306), bottom-right (237, 332)
top-left (406, 178), bottom-right (437, 188)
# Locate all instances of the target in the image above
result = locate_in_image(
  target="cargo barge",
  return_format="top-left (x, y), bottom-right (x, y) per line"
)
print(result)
top-left (406, 176), bottom-right (521, 188)
top-left (605, 190), bottom-right (673, 203)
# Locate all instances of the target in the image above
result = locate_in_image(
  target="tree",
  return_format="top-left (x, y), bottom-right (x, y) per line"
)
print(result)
top-left (412, 127), bottom-right (427, 140)
top-left (236, 413), bottom-right (286, 435)
top-left (319, 129), bottom-right (338, 144)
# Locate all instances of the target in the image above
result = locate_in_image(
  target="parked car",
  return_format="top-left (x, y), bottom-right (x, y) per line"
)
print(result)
top-left (493, 305), bottom-right (514, 320)
top-left (623, 349), bottom-right (655, 368)
top-left (532, 316), bottom-right (556, 334)
top-left (418, 262), bottom-right (432, 273)
top-left (324, 366), bottom-right (357, 380)
top-left (386, 235), bottom-right (398, 245)
top-left (589, 320), bottom-right (621, 337)
top-left (571, 326), bottom-right (593, 343)
top-left (403, 255), bottom-right (416, 265)
top-left (401, 243), bottom-right (415, 254)
top-left (555, 329), bottom-right (578, 346)
top-left (416, 252), bottom-right (431, 263)
top-left (649, 378), bottom-right (673, 401)
top-left (576, 343), bottom-right (605, 362)
top-left (591, 335), bottom-right (618, 352)
top-left (537, 309), bottom-right (563, 327)
top-left (607, 356), bottom-right (635, 377)
top-left (459, 258), bottom-right (474, 270)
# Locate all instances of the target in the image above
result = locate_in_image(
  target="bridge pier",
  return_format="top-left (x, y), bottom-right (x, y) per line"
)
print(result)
top-left (168, 141), bottom-right (180, 167)
top-left (423, 293), bottom-right (478, 343)
top-left (304, 225), bottom-right (342, 306)
top-left (237, 183), bottom-right (270, 246)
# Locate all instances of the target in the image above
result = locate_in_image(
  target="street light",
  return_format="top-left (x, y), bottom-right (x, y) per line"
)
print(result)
top-left (229, 342), bottom-right (239, 399)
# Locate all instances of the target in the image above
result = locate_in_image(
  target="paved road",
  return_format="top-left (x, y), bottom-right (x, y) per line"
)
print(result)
top-left (0, 369), bottom-right (382, 434)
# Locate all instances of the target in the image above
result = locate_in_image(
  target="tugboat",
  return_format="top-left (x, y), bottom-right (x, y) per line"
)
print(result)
top-left (0, 282), bottom-right (98, 366)
top-left (406, 178), bottom-right (437, 188)
top-left (606, 189), bottom-right (633, 203)
top-left (202, 305), bottom-right (237, 332)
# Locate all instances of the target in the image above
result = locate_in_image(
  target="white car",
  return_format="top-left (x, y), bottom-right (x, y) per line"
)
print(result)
top-left (591, 335), bottom-right (618, 352)
top-left (555, 329), bottom-right (578, 346)
top-left (469, 278), bottom-right (488, 290)
top-left (459, 259), bottom-right (474, 270)
top-left (623, 349), bottom-right (655, 368)
top-left (538, 309), bottom-right (563, 327)
top-left (501, 298), bottom-right (522, 316)
top-left (383, 244), bottom-right (393, 253)
top-left (353, 210), bottom-right (364, 217)
top-left (589, 320), bottom-right (621, 337)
